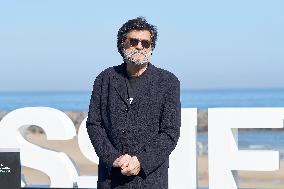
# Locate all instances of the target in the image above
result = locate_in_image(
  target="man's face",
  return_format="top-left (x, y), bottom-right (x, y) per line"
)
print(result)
top-left (122, 30), bottom-right (152, 65)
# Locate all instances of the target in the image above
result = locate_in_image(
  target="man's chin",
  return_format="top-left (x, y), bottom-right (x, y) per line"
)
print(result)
top-left (131, 55), bottom-right (144, 60)
top-left (124, 58), bottom-right (144, 65)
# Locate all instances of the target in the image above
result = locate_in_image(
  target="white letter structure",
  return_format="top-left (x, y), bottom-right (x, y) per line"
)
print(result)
top-left (208, 108), bottom-right (283, 189)
top-left (0, 107), bottom-right (197, 189)
top-left (169, 108), bottom-right (197, 189)
top-left (0, 107), bottom-right (79, 188)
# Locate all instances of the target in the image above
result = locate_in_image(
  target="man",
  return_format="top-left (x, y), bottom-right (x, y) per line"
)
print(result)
top-left (86, 17), bottom-right (181, 189)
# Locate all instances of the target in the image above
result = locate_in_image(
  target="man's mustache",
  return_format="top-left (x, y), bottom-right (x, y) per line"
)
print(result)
top-left (128, 49), bottom-right (147, 57)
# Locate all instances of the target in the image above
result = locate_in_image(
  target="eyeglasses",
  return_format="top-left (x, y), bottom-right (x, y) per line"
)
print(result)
top-left (128, 37), bottom-right (151, 49)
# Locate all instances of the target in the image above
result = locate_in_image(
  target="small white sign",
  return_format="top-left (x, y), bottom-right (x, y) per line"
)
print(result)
top-left (0, 163), bottom-right (11, 173)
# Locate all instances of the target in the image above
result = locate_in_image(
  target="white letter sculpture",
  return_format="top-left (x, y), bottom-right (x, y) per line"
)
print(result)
top-left (208, 108), bottom-right (283, 189)
top-left (0, 107), bottom-right (78, 188)
top-left (169, 108), bottom-right (197, 189)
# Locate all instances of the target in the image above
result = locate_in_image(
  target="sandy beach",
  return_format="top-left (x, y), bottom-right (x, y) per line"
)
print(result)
top-left (198, 155), bottom-right (284, 188)
top-left (20, 132), bottom-right (284, 188)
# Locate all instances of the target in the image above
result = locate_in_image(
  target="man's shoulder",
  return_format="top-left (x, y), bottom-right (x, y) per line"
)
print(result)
top-left (95, 63), bottom-right (123, 79)
top-left (153, 65), bottom-right (180, 84)
top-left (152, 65), bottom-right (180, 96)
top-left (97, 66), bottom-right (114, 78)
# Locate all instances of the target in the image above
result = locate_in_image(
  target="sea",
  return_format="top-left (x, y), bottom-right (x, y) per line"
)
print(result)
top-left (2, 88), bottom-right (284, 111)
top-left (1, 89), bottom-right (284, 159)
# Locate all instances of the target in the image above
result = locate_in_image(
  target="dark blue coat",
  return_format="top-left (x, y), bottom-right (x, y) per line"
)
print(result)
top-left (86, 62), bottom-right (181, 189)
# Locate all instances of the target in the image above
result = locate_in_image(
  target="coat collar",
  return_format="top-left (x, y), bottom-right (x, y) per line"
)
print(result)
top-left (111, 62), bottom-right (156, 107)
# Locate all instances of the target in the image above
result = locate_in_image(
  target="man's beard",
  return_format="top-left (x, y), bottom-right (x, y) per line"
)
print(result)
top-left (122, 48), bottom-right (152, 65)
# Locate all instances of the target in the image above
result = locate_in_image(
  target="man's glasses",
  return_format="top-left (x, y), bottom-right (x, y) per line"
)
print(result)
top-left (128, 38), bottom-right (151, 49)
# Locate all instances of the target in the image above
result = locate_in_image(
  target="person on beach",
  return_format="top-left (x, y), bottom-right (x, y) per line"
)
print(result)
top-left (86, 16), bottom-right (181, 189)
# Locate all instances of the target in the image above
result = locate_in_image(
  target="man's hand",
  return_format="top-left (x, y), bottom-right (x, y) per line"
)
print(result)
top-left (113, 154), bottom-right (132, 168)
top-left (113, 155), bottom-right (141, 176)
top-left (121, 156), bottom-right (141, 176)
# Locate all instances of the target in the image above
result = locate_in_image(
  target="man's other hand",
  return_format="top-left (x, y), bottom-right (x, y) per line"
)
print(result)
top-left (113, 154), bottom-right (131, 168)
top-left (121, 156), bottom-right (141, 176)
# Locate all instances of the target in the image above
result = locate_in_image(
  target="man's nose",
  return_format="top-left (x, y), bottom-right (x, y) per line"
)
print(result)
top-left (136, 42), bottom-right (144, 50)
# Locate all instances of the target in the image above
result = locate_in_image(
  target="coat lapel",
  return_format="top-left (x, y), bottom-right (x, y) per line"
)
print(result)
top-left (112, 63), bottom-right (129, 107)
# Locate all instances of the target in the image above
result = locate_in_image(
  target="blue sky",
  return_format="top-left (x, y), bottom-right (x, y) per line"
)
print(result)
top-left (0, 0), bottom-right (283, 91)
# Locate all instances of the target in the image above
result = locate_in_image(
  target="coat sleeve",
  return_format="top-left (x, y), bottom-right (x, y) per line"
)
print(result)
top-left (86, 72), bottom-right (122, 168)
top-left (135, 77), bottom-right (181, 176)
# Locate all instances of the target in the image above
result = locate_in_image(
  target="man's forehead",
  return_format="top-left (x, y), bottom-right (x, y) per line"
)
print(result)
top-left (126, 30), bottom-right (151, 40)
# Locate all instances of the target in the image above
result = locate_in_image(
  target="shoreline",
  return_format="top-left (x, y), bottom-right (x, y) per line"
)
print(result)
top-left (1, 110), bottom-right (284, 133)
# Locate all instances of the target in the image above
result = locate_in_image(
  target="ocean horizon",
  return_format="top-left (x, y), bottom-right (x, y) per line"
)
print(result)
top-left (1, 88), bottom-right (284, 111)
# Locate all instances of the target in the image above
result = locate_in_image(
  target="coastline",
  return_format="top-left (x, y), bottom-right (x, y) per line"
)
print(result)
top-left (0, 110), bottom-right (282, 133)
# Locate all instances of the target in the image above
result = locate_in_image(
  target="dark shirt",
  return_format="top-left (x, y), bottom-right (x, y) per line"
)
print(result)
top-left (124, 65), bottom-right (148, 105)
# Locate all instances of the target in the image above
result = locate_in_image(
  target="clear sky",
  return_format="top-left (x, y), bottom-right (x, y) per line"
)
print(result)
top-left (0, 0), bottom-right (283, 91)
